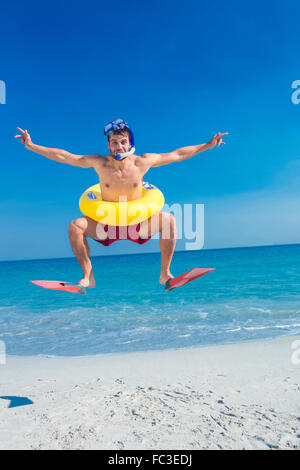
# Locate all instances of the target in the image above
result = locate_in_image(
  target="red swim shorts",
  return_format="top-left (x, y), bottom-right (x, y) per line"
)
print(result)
top-left (94, 223), bottom-right (152, 247)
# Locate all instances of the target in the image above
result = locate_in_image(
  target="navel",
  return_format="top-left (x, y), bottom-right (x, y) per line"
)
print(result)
top-left (105, 183), bottom-right (110, 188)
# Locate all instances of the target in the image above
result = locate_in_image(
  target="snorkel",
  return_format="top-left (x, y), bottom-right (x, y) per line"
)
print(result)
top-left (104, 118), bottom-right (136, 161)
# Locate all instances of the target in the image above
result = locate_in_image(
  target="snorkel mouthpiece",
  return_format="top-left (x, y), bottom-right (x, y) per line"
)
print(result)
top-left (104, 118), bottom-right (135, 160)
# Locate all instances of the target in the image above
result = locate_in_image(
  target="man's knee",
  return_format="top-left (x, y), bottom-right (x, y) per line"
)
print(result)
top-left (69, 217), bottom-right (88, 237)
top-left (160, 212), bottom-right (176, 238)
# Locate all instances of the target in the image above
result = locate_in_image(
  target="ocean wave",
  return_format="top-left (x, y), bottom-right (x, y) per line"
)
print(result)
top-left (116, 339), bottom-right (140, 345)
top-left (249, 307), bottom-right (272, 313)
top-left (227, 323), bottom-right (300, 333)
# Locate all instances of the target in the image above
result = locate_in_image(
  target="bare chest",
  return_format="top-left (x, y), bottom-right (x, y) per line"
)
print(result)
top-left (94, 158), bottom-right (147, 201)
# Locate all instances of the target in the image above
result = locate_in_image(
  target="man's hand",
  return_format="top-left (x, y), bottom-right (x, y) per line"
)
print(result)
top-left (207, 132), bottom-right (228, 149)
top-left (14, 127), bottom-right (33, 149)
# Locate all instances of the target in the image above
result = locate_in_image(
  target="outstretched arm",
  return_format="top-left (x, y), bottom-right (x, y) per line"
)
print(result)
top-left (143, 132), bottom-right (228, 168)
top-left (14, 128), bottom-right (98, 168)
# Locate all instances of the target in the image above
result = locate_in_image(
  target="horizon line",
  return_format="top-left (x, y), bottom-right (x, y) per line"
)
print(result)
top-left (0, 241), bottom-right (299, 264)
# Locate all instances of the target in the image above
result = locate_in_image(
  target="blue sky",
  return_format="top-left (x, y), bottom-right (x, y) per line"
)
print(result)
top-left (0, 0), bottom-right (300, 260)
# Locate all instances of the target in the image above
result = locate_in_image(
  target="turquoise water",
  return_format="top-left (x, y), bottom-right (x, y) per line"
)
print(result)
top-left (0, 244), bottom-right (299, 356)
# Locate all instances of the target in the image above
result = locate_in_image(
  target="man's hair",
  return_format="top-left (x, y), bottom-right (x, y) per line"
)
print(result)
top-left (108, 128), bottom-right (131, 143)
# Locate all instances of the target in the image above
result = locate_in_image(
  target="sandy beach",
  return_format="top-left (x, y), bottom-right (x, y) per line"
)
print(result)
top-left (0, 335), bottom-right (299, 450)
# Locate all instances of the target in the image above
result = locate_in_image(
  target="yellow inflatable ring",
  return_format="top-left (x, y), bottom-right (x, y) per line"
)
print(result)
top-left (79, 182), bottom-right (165, 226)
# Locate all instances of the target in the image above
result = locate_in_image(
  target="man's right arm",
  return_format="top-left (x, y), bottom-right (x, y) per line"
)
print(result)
top-left (14, 127), bottom-right (98, 168)
top-left (27, 142), bottom-right (98, 168)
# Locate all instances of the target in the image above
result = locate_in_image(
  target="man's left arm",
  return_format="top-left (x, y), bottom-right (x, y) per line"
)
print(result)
top-left (143, 132), bottom-right (228, 168)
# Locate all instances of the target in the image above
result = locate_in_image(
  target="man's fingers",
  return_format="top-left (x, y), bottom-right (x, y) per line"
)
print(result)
top-left (217, 138), bottom-right (226, 147)
top-left (17, 127), bottom-right (25, 133)
top-left (14, 134), bottom-right (22, 138)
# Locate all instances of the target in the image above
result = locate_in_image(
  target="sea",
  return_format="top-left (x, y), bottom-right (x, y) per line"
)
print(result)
top-left (0, 244), bottom-right (299, 357)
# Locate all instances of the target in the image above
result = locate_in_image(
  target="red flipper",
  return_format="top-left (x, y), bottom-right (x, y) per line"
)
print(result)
top-left (30, 280), bottom-right (86, 295)
top-left (165, 268), bottom-right (215, 292)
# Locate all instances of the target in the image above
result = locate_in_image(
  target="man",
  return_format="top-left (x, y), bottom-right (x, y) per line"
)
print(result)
top-left (15, 120), bottom-right (227, 290)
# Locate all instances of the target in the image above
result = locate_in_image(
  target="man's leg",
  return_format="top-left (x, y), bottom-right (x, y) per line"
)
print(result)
top-left (68, 216), bottom-right (107, 288)
top-left (139, 211), bottom-right (177, 284)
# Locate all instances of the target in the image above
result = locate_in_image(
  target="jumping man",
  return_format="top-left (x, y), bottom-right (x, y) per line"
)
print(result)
top-left (15, 120), bottom-right (227, 290)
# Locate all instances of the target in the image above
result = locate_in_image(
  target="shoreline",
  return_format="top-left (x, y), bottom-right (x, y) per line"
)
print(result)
top-left (1, 335), bottom-right (299, 450)
top-left (4, 331), bottom-right (299, 359)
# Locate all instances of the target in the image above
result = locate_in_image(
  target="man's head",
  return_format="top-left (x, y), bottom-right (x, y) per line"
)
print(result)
top-left (107, 128), bottom-right (131, 158)
top-left (104, 118), bottom-right (135, 160)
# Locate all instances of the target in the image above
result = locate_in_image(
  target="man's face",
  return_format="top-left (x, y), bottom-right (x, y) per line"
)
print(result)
top-left (108, 133), bottom-right (130, 157)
